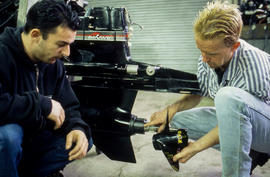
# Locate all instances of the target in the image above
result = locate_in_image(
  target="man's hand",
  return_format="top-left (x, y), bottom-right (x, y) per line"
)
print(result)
top-left (65, 130), bottom-right (89, 161)
top-left (47, 99), bottom-right (65, 130)
top-left (174, 126), bottom-right (219, 163)
top-left (144, 109), bottom-right (168, 133)
top-left (173, 142), bottom-right (199, 163)
top-left (145, 94), bottom-right (203, 132)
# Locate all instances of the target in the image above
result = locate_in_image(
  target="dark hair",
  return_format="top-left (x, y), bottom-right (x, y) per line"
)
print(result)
top-left (24, 0), bottom-right (80, 39)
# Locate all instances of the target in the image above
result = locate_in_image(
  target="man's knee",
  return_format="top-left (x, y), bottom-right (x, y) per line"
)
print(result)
top-left (170, 110), bottom-right (195, 129)
top-left (214, 87), bottom-right (252, 125)
top-left (0, 124), bottom-right (23, 155)
top-left (214, 87), bottom-right (248, 109)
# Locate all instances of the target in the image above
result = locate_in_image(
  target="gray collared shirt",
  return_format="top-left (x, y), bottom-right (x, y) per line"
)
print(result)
top-left (197, 39), bottom-right (270, 104)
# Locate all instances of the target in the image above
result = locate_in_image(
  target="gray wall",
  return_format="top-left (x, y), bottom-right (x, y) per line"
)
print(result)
top-left (246, 39), bottom-right (270, 54)
top-left (17, 0), bottom-right (38, 27)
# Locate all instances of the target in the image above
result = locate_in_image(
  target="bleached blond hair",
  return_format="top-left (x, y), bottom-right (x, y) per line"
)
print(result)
top-left (193, 1), bottom-right (243, 47)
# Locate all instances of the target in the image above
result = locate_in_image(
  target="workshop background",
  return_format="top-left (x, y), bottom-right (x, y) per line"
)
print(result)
top-left (5, 0), bottom-right (270, 176)
top-left (16, 0), bottom-right (270, 73)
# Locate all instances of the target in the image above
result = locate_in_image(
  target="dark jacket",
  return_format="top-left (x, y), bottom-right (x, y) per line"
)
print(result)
top-left (0, 27), bottom-right (91, 138)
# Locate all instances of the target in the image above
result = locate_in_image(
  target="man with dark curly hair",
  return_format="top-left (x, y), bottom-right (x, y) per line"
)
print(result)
top-left (0, 0), bottom-right (92, 176)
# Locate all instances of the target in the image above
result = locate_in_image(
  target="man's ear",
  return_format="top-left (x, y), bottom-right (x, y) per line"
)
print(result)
top-left (30, 29), bottom-right (42, 42)
top-left (232, 41), bottom-right (240, 52)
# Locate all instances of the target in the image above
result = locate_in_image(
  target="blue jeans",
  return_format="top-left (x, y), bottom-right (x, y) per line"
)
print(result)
top-left (0, 124), bottom-right (93, 177)
top-left (171, 87), bottom-right (270, 177)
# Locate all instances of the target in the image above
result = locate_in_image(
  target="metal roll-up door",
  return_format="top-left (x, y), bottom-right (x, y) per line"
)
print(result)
top-left (87, 0), bottom-right (209, 73)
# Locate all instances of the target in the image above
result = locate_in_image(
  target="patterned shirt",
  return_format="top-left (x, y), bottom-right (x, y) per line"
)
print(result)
top-left (197, 39), bottom-right (270, 104)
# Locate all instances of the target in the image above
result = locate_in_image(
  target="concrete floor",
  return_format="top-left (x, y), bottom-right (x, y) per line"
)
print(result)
top-left (63, 91), bottom-right (270, 177)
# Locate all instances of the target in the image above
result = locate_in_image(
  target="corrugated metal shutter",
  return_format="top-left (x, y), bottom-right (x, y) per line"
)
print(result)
top-left (86, 0), bottom-right (209, 73)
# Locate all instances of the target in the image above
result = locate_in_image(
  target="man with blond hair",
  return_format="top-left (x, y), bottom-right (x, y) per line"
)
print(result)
top-left (146, 1), bottom-right (270, 176)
